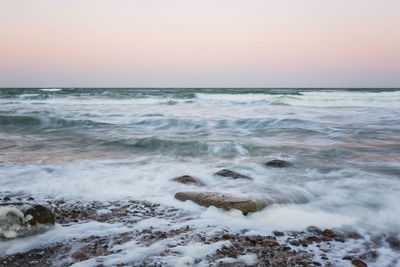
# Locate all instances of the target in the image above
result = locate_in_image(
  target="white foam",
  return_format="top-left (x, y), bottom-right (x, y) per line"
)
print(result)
top-left (39, 88), bottom-right (63, 92)
top-left (196, 91), bottom-right (400, 108)
top-left (168, 241), bottom-right (231, 267)
top-left (0, 221), bottom-right (130, 256)
top-left (196, 93), bottom-right (270, 102)
top-left (0, 206), bottom-right (25, 239)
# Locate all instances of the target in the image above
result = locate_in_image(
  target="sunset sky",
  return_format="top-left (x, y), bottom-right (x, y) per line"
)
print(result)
top-left (1, 0), bottom-right (399, 87)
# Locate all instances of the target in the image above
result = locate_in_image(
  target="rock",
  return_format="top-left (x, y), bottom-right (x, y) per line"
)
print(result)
top-left (347, 232), bottom-right (362, 239)
top-left (273, 231), bottom-right (285, 237)
top-left (386, 235), bottom-right (400, 250)
top-left (307, 236), bottom-right (321, 243)
top-left (289, 240), bottom-right (301, 246)
top-left (265, 160), bottom-right (292, 168)
top-left (0, 203), bottom-right (55, 239)
top-left (306, 226), bottom-right (321, 234)
top-left (322, 229), bottom-right (335, 237)
top-left (171, 175), bottom-right (204, 186)
top-left (320, 236), bottom-right (333, 242)
top-left (222, 234), bottom-right (235, 240)
top-left (174, 192), bottom-right (267, 215)
top-left (351, 259), bottom-right (368, 267)
top-left (334, 236), bottom-right (345, 243)
top-left (23, 204), bottom-right (55, 225)
top-left (73, 252), bottom-right (90, 261)
top-left (3, 197), bottom-right (11, 201)
top-left (214, 169), bottom-right (252, 180)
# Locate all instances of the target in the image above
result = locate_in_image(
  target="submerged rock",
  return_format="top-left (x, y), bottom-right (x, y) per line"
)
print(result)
top-left (174, 192), bottom-right (267, 214)
top-left (265, 160), bottom-right (292, 168)
top-left (351, 259), bottom-right (368, 267)
top-left (171, 175), bottom-right (204, 186)
top-left (214, 169), bottom-right (252, 180)
top-left (0, 203), bottom-right (55, 239)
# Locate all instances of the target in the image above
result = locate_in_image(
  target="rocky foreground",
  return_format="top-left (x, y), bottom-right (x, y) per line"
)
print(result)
top-left (1, 196), bottom-right (397, 267)
top-left (0, 163), bottom-right (399, 266)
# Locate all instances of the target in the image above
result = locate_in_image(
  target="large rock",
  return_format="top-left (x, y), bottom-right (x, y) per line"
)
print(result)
top-left (0, 203), bottom-right (55, 239)
top-left (265, 160), bottom-right (292, 168)
top-left (175, 192), bottom-right (267, 215)
top-left (214, 169), bottom-right (252, 180)
top-left (171, 175), bottom-right (204, 186)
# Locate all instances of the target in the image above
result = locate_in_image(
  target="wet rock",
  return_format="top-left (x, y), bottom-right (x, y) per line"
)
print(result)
top-left (320, 236), bottom-right (333, 242)
top-left (24, 204), bottom-right (56, 225)
top-left (273, 231), bottom-right (285, 237)
top-left (171, 175), bottom-right (204, 186)
top-left (322, 229), bottom-right (334, 237)
top-left (290, 240), bottom-right (301, 246)
top-left (214, 169), bottom-right (252, 180)
top-left (386, 235), bottom-right (400, 250)
top-left (175, 192), bottom-right (267, 214)
top-left (347, 232), bottom-right (362, 239)
top-left (3, 196), bottom-right (11, 201)
top-left (306, 226), bottom-right (321, 234)
top-left (265, 160), bottom-right (292, 168)
top-left (222, 234), bottom-right (235, 240)
top-left (351, 259), bottom-right (368, 267)
top-left (0, 203), bottom-right (55, 239)
top-left (307, 236), bottom-right (321, 243)
top-left (334, 236), bottom-right (346, 243)
top-left (73, 252), bottom-right (90, 261)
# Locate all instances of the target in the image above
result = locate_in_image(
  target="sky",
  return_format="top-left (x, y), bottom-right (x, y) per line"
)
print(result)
top-left (1, 0), bottom-right (400, 88)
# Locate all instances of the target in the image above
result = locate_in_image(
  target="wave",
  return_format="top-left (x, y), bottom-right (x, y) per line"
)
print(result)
top-left (196, 90), bottom-right (400, 108)
top-left (39, 88), bottom-right (63, 92)
top-left (103, 137), bottom-right (250, 157)
top-left (0, 114), bottom-right (324, 136)
top-left (0, 115), bottom-right (108, 130)
top-left (1, 89), bottom-right (399, 108)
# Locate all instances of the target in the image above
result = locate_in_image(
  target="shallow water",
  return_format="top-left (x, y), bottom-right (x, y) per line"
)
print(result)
top-left (0, 88), bottom-right (399, 265)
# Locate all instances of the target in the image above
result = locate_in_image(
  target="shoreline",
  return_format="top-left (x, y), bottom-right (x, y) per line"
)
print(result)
top-left (2, 197), bottom-right (396, 267)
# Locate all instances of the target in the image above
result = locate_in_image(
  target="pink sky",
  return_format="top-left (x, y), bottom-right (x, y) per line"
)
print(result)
top-left (1, 0), bottom-right (399, 87)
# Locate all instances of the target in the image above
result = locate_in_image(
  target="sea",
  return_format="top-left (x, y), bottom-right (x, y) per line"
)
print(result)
top-left (0, 88), bottom-right (399, 266)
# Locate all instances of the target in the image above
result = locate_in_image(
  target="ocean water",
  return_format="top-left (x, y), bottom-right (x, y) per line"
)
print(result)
top-left (0, 88), bottom-right (400, 265)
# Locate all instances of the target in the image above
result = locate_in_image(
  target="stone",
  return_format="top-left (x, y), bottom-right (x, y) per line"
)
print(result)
top-left (306, 226), bottom-right (321, 233)
top-left (3, 197), bottom-right (11, 201)
top-left (320, 236), bottom-right (333, 242)
top-left (73, 252), bottom-right (90, 261)
top-left (214, 169), bottom-right (252, 180)
top-left (23, 204), bottom-right (55, 225)
top-left (265, 160), bottom-right (292, 168)
top-left (171, 175), bottom-right (204, 186)
top-left (351, 259), bottom-right (368, 267)
top-left (273, 231), bottom-right (285, 237)
top-left (222, 234), bottom-right (235, 240)
top-left (307, 236), bottom-right (321, 243)
top-left (322, 229), bottom-right (335, 237)
top-left (386, 235), bottom-right (400, 250)
top-left (289, 240), bottom-right (301, 246)
top-left (174, 192), bottom-right (267, 215)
